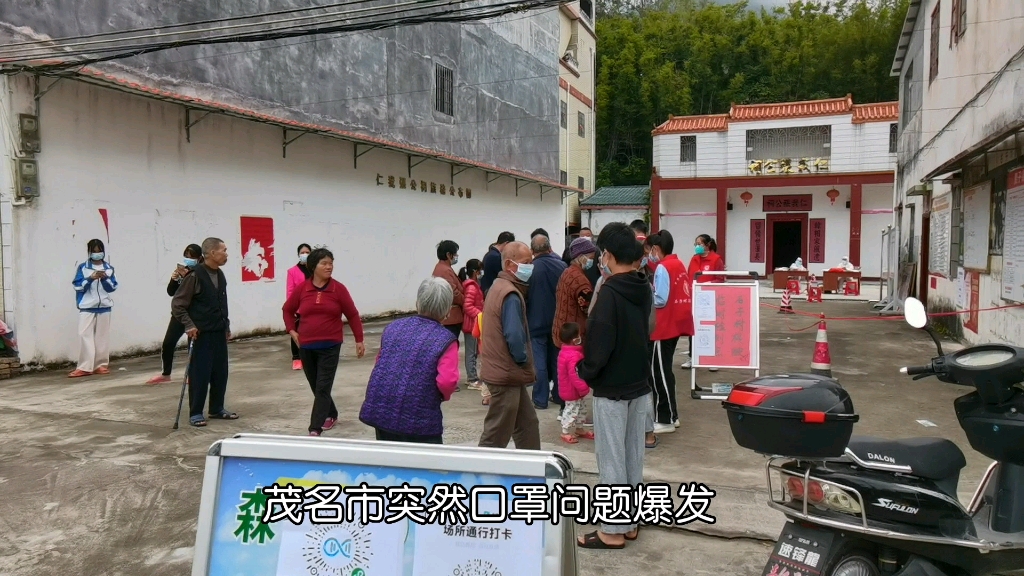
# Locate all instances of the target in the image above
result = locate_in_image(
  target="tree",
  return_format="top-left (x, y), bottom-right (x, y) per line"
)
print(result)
top-left (594, 0), bottom-right (910, 186)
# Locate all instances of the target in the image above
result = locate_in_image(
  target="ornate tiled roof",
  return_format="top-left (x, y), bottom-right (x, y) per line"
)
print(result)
top-left (652, 95), bottom-right (899, 135)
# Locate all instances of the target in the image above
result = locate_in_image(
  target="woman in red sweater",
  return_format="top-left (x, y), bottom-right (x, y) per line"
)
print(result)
top-left (283, 247), bottom-right (366, 436)
top-left (688, 234), bottom-right (725, 283)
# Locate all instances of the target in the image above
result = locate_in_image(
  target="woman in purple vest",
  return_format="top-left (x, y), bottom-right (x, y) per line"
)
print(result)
top-left (359, 277), bottom-right (461, 444)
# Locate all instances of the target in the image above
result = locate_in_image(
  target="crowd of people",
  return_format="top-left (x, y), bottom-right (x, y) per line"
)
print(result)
top-left (67, 220), bottom-right (725, 548)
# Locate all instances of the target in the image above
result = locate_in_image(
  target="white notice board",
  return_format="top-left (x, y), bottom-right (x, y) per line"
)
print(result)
top-left (929, 194), bottom-right (951, 277)
top-left (1002, 168), bottom-right (1024, 302)
top-left (962, 181), bottom-right (992, 272)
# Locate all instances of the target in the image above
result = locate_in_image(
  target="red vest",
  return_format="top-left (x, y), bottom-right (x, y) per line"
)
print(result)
top-left (651, 255), bottom-right (695, 341)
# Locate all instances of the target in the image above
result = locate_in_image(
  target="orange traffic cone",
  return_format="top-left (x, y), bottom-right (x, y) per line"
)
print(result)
top-left (779, 289), bottom-right (794, 314)
top-left (811, 314), bottom-right (832, 378)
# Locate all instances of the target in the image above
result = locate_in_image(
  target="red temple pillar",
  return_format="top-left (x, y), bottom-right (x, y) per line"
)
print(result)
top-left (716, 187), bottom-right (728, 263)
top-left (849, 183), bottom-right (863, 267)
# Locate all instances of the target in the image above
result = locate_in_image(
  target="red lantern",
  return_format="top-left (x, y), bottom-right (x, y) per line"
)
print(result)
top-left (826, 188), bottom-right (840, 205)
top-left (740, 191), bottom-right (753, 206)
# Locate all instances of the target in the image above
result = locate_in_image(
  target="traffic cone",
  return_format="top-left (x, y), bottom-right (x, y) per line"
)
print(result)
top-left (811, 314), bottom-right (832, 378)
top-left (779, 289), bottom-right (794, 314)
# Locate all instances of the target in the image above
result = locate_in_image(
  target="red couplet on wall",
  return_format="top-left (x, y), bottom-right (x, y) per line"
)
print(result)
top-left (698, 284), bottom-right (753, 368)
top-left (965, 272), bottom-right (980, 333)
top-left (809, 218), bottom-right (826, 263)
top-left (240, 216), bottom-right (276, 282)
top-left (750, 219), bottom-right (766, 263)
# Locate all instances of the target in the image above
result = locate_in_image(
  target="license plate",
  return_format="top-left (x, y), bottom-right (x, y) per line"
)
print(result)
top-left (761, 522), bottom-right (834, 576)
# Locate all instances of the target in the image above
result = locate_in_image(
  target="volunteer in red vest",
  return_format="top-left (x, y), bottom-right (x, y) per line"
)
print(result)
top-left (648, 230), bottom-right (694, 434)
top-left (688, 233), bottom-right (724, 283)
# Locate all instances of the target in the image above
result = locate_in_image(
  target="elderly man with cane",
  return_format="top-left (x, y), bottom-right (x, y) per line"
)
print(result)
top-left (171, 237), bottom-right (237, 427)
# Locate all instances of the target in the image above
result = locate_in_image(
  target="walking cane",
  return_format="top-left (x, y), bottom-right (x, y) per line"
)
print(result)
top-left (172, 337), bottom-right (195, 430)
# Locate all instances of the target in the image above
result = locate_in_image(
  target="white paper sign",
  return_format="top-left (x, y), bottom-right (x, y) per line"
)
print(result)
top-left (693, 291), bottom-right (716, 322)
top-left (956, 267), bottom-right (966, 309)
top-left (693, 325), bottom-right (716, 358)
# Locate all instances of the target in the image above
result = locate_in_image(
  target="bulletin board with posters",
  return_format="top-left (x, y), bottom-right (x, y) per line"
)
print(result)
top-left (191, 434), bottom-right (576, 576)
top-left (961, 181), bottom-right (992, 273)
top-left (1001, 167), bottom-right (1024, 302)
top-left (690, 272), bottom-right (761, 400)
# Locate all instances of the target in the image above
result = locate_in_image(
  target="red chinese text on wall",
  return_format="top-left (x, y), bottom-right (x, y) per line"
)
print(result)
top-left (750, 219), bottom-right (765, 263)
top-left (240, 216), bottom-right (275, 282)
top-left (964, 271), bottom-right (980, 333)
top-left (763, 194), bottom-right (813, 212)
top-left (809, 218), bottom-right (826, 263)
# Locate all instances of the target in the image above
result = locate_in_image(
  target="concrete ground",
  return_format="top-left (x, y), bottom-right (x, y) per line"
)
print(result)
top-left (0, 299), bottom-right (985, 576)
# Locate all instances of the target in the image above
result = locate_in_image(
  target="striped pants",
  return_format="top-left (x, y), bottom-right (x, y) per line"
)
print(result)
top-left (649, 337), bottom-right (680, 425)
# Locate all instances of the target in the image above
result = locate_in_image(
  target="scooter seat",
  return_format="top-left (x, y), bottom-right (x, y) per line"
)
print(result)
top-left (846, 436), bottom-right (966, 480)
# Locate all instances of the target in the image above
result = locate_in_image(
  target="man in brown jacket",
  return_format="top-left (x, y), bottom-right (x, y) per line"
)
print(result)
top-left (432, 239), bottom-right (465, 338)
top-left (478, 241), bottom-right (541, 450)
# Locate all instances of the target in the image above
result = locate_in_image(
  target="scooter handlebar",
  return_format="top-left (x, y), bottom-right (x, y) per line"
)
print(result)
top-left (901, 365), bottom-right (932, 376)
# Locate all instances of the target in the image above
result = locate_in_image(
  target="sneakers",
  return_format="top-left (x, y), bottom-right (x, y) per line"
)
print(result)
top-left (673, 419), bottom-right (680, 428)
top-left (681, 361), bottom-right (692, 369)
top-left (466, 380), bottom-right (484, 391)
top-left (292, 359), bottom-right (302, 370)
top-left (653, 423), bottom-right (675, 434)
top-left (323, 417), bottom-right (336, 431)
top-left (146, 374), bottom-right (171, 385)
top-left (309, 430), bottom-right (321, 436)
top-left (709, 368), bottom-right (720, 372)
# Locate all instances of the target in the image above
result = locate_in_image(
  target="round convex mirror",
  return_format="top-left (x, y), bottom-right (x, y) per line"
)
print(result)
top-left (904, 297), bottom-right (928, 329)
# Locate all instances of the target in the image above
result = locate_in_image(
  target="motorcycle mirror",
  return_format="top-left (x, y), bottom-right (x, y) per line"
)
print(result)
top-left (904, 297), bottom-right (928, 329)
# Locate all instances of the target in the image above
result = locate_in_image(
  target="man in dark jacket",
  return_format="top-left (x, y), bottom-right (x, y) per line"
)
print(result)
top-left (577, 222), bottom-right (651, 549)
top-left (563, 227), bottom-right (600, 287)
top-left (172, 237), bottom-right (238, 428)
top-left (526, 234), bottom-right (568, 410)
top-left (481, 231), bottom-right (516, 296)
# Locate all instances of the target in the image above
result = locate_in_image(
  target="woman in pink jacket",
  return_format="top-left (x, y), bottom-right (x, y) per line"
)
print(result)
top-left (556, 322), bottom-right (594, 444)
top-left (286, 243), bottom-right (312, 370)
top-left (458, 259), bottom-right (484, 391)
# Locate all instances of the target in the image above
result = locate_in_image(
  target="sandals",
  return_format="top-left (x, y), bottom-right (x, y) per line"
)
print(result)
top-left (68, 369), bottom-right (92, 378)
top-left (208, 410), bottom-right (239, 420)
top-left (577, 531), bottom-right (625, 549)
top-left (190, 415), bottom-right (207, 427)
top-left (626, 528), bottom-right (639, 541)
top-left (645, 434), bottom-right (659, 449)
top-left (560, 433), bottom-right (579, 444)
top-left (576, 430), bottom-right (595, 440)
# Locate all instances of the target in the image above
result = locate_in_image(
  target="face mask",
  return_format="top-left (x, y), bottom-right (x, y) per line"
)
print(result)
top-left (695, 245), bottom-right (706, 256)
top-left (299, 254), bottom-right (308, 264)
top-left (599, 256), bottom-right (612, 277)
top-left (513, 262), bottom-right (534, 282)
top-left (640, 256), bottom-right (649, 268)
top-left (452, 255), bottom-right (459, 266)
top-left (649, 253), bottom-right (661, 264)
top-left (183, 257), bottom-right (198, 268)
top-left (91, 252), bottom-right (104, 261)
top-left (583, 258), bottom-right (594, 270)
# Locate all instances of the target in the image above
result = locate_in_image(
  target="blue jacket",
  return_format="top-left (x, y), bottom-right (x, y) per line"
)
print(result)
top-left (481, 246), bottom-right (502, 296)
top-left (526, 252), bottom-right (567, 338)
top-left (73, 261), bottom-right (118, 312)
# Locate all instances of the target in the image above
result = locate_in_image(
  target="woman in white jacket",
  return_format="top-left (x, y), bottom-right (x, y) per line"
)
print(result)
top-left (69, 239), bottom-right (118, 378)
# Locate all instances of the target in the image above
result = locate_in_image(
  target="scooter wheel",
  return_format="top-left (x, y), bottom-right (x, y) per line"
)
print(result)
top-left (827, 552), bottom-right (880, 576)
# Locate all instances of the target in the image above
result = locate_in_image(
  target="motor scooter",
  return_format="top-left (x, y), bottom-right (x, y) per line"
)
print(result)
top-left (722, 297), bottom-right (1024, 576)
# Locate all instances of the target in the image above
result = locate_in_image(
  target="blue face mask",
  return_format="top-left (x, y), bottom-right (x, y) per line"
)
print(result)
top-left (640, 256), bottom-right (649, 268)
top-left (649, 252), bottom-right (660, 264)
top-left (694, 245), bottom-right (706, 256)
top-left (299, 253), bottom-right (308, 264)
top-left (513, 262), bottom-right (534, 282)
top-left (91, 252), bottom-right (104, 261)
top-left (583, 258), bottom-right (594, 270)
top-left (183, 257), bottom-right (198, 268)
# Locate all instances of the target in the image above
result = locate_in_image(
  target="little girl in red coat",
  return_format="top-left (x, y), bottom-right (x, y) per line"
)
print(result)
top-left (556, 322), bottom-right (595, 444)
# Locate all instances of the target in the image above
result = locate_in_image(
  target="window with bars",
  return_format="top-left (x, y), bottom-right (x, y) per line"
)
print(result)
top-left (889, 123), bottom-right (898, 154)
top-left (745, 125), bottom-right (831, 161)
top-left (929, 3), bottom-right (940, 84)
top-left (434, 63), bottom-right (454, 116)
top-left (578, 176), bottom-right (585, 190)
top-left (577, 111), bottom-right (585, 137)
top-left (560, 171), bottom-right (567, 185)
top-left (560, 100), bottom-right (567, 129)
top-left (680, 135), bottom-right (697, 163)
top-left (951, 0), bottom-right (967, 45)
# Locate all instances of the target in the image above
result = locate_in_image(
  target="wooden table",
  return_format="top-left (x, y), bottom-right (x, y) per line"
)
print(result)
top-left (823, 271), bottom-right (861, 293)
top-left (772, 270), bottom-right (808, 291)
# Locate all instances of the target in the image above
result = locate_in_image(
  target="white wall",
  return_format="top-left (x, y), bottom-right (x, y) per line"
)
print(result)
top-left (859, 183), bottom-right (894, 278)
top-left (584, 208), bottom-right (646, 234)
top-left (653, 114), bottom-right (897, 178)
top-left (5, 77), bottom-right (564, 364)
top-left (658, 189), bottom-right (716, 260)
top-left (723, 186), bottom-right (852, 276)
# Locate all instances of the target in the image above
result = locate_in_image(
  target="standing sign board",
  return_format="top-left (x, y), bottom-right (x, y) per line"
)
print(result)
top-left (192, 434), bottom-right (576, 576)
top-left (690, 271), bottom-right (761, 400)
